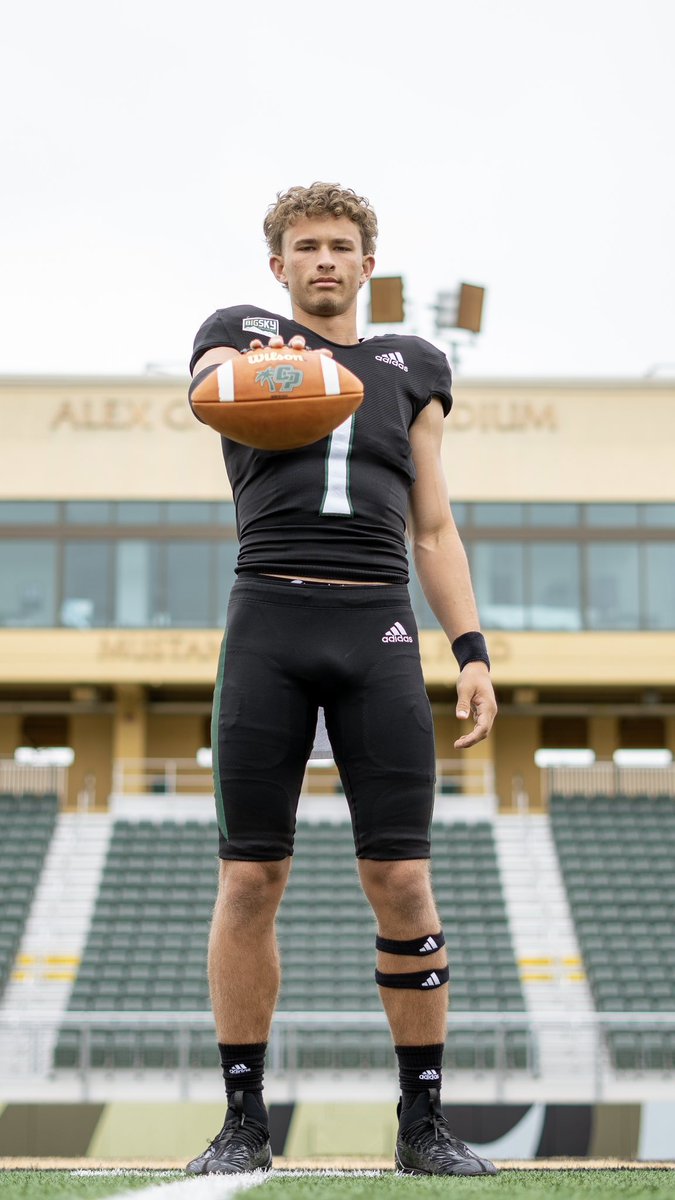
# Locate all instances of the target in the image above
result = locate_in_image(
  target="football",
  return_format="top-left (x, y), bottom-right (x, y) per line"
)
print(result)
top-left (189, 345), bottom-right (364, 450)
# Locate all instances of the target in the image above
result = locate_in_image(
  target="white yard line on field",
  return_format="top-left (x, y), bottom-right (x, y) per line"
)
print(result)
top-left (271, 1171), bottom-right (386, 1178)
top-left (73, 1172), bottom-right (272, 1200)
top-left (69, 1170), bottom-right (387, 1179)
top-left (66, 1165), bottom-right (390, 1200)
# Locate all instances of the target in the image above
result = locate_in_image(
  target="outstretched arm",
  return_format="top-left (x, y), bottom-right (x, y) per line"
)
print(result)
top-left (408, 399), bottom-right (497, 748)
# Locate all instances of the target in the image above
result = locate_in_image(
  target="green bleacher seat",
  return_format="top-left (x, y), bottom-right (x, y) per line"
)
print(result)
top-left (54, 815), bottom-right (526, 1071)
top-left (0, 794), bottom-right (59, 996)
top-left (553, 791), bottom-right (675, 1068)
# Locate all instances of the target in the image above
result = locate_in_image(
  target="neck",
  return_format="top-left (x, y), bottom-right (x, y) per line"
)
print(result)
top-left (290, 302), bottom-right (360, 346)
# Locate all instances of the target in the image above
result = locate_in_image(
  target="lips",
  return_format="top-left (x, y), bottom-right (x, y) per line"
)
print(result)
top-left (311, 278), bottom-right (339, 287)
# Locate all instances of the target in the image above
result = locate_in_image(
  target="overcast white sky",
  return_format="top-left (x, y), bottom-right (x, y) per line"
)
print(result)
top-left (1, 0), bottom-right (673, 379)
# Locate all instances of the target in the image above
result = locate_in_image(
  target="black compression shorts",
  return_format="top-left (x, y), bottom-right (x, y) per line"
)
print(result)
top-left (211, 575), bottom-right (436, 861)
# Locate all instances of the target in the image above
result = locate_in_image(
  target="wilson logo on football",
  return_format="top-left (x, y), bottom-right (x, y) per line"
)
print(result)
top-left (382, 622), bottom-right (413, 643)
top-left (255, 365), bottom-right (305, 394)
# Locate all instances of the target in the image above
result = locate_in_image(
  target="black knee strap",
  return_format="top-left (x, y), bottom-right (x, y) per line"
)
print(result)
top-left (375, 930), bottom-right (445, 956)
top-left (375, 965), bottom-right (449, 990)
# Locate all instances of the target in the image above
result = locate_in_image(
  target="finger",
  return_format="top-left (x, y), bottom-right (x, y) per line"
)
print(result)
top-left (317, 348), bottom-right (334, 357)
top-left (454, 717), bottom-right (491, 749)
top-left (454, 692), bottom-right (496, 748)
top-left (455, 683), bottom-right (473, 721)
top-left (288, 335), bottom-right (306, 349)
top-left (243, 338), bottom-right (264, 353)
top-left (269, 335), bottom-right (284, 348)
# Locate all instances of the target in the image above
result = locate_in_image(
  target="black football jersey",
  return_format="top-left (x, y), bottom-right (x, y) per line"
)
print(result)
top-left (190, 305), bottom-right (452, 582)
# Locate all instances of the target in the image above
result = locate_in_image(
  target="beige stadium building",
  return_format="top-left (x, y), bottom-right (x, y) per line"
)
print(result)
top-left (1, 372), bottom-right (674, 810)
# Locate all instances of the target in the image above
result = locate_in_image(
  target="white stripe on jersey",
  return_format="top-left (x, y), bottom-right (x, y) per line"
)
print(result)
top-left (321, 415), bottom-right (354, 516)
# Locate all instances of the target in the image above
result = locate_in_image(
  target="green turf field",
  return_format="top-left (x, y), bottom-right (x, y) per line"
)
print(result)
top-left (1, 1170), bottom-right (675, 1200)
top-left (261, 1172), bottom-right (675, 1200)
top-left (0, 1173), bottom-right (172, 1200)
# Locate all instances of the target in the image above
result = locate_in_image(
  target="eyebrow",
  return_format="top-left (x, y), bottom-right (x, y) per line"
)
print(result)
top-left (293, 236), bottom-right (357, 247)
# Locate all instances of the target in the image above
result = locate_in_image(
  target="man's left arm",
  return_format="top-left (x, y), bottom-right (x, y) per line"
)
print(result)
top-left (408, 397), bottom-right (497, 748)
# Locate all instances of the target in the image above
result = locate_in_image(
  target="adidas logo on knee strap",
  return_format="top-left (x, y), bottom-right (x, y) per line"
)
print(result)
top-left (375, 930), bottom-right (445, 956)
top-left (375, 965), bottom-right (449, 989)
top-left (375, 930), bottom-right (447, 989)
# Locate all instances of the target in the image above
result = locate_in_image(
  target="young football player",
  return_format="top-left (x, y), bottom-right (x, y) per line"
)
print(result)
top-left (186, 183), bottom-right (498, 1176)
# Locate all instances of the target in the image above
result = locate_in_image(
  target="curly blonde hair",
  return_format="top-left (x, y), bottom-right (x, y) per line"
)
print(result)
top-left (263, 182), bottom-right (378, 256)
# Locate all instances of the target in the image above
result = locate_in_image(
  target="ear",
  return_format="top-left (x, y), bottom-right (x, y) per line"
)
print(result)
top-left (269, 255), bottom-right (287, 286)
top-left (359, 254), bottom-right (376, 289)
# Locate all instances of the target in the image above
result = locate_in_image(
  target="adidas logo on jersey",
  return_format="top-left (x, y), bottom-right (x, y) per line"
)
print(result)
top-left (419, 937), bottom-right (439, 954)
top-left (228, 1063), bottom-right (250, 1075)
top-left (418, 1068), bottom-right (441, 1081)
top-left (421, 972), bottom-right (442, 989)
top-left (375, 351), bottom-right (408, 371)
top-left (382, 622), bottom-right (413, 643)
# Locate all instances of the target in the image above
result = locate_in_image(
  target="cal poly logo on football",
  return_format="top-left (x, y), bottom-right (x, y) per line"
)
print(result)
top-left (256, 365), bottom-right (304, 394)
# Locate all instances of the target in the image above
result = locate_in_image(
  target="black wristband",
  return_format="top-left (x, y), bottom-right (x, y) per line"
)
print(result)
top-left (452, 630), bottom-right (490, 671)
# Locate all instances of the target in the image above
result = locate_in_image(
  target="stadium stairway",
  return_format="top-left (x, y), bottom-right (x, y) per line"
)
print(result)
top-left (0, 810), bottom-right (113, 1076)
top-left (493, 811), bottom-right (597, 1079)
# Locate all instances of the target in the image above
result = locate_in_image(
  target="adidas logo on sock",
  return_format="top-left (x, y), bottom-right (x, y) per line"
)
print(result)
top-left (375, 351), bottom-right (408, 371)
top-left (421, 972), bottom-right (442, 988)
top-left (419, 937), bottom-right (438, 954)
top-left (382, 621), bottom-right (413, 643)
top-left (418, 1068), bottom-right (441, 1081)
top-left (228, 1063), bottom-right (250, 1074)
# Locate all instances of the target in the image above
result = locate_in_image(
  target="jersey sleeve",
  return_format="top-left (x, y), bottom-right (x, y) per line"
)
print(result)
top-left (189, 309), bottom-right (244, 375)
top-left (429, 352), bottom-right (453, 417)
top-left (412, 344), bottom-right (453, 420)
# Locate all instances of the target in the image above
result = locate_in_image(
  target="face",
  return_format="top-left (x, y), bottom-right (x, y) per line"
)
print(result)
top-left (269, 215), bottom-right (375, 319)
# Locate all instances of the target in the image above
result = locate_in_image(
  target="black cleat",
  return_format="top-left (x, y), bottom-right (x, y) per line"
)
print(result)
top-left (395, 1088), bottom-right (498, 1176)
top-left (185, 1090), bottom-right (272, 1175)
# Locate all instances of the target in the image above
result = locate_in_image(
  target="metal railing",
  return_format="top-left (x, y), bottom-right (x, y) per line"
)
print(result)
top-left (111, 758), bottom-right (214, 795)
top-left (1, 1010), bottom-right (673, 1102)
top-left (0, 760), bottom-right (67, 801)
top-left (436, 759), bottom-right (495, 797)
top-left (111, 757), bottom-right (495, 798)
top-left (546, 763), bottom-right (675, 800)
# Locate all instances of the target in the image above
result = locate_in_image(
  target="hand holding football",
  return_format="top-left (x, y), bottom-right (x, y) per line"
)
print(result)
top-left (189, 340), bottom-right (364, 451)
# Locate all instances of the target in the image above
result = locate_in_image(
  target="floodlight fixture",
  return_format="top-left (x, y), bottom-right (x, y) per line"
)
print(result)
top-left (369, 276), bottom-right (405, 324)
top-left (433, 284), bottom-right (485, 333)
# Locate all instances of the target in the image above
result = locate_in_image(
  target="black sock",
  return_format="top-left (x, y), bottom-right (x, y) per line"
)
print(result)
top-left (395, 1043), bottom-right (444, 1106)
top-left (218, 1041), bottom-right (267, 1115)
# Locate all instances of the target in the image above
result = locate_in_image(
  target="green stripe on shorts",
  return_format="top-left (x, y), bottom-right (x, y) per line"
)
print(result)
top-left (211, 634), bottom-right (228, 839)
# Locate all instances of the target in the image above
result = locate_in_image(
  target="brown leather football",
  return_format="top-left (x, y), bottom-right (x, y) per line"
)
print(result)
top-left (190, 345), bottom-right (364, 450)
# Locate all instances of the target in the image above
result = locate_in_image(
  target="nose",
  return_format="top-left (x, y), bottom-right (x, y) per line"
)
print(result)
top-left (315, 244), bottom-right (336, 272)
